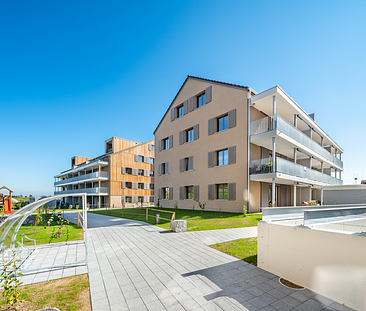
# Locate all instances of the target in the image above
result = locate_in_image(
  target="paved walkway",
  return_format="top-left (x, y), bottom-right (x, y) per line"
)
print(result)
top-left (83, 213), bottom-right (351, 311)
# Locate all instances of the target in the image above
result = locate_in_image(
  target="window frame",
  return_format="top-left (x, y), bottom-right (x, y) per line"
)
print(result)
top-left (186, 186), bottom-right (194, 199)
top-left (163, 138), bottom-right (170, 150)
top-left (149, 158), bottom-right (154, 165)
top-left (177, 105), bottom-right (184, 118)
top-left (138, 169), bottom-right (144, 176)
top-left (186, 128), bottom-right (194, 143)
top-left (126, 182), bottom-right (132, 189)
top-left (197, 92), bottom-right (206, 108)
top-left (217, 114), bottom-right (229, 132)
top-left (138, 183), bottom-right (144, 190)
top-left (126, 167), bottom-right (132, 175)
top-left (163, 187), bottom-right (170, 200)
top-left (217, 183), bottom-right (228, 200)
top-left (217, 149), bottom-right (229, 166)
top-left (126, 196), bottom-right (132, 203)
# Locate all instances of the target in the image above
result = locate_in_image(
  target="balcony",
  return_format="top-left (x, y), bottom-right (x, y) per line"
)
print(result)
top-left (249, 157), bottom-right (343, 186)
top-left (250, 115), bottom-right (343, 169)
top-left (54, 187), bottom-right (109, 195)
top-left (55, 171), bottom-right (109, 186)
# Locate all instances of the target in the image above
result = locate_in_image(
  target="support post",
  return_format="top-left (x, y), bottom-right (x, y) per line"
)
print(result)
top-left (272, 137), bottom-right (276, 172)
top-left (247, 89), bottom-right (251, 212)
top-left (294, 148), bottom-right (297, 164)
top-left (272, 95), bottom-right (276, 116)
top-left (321, 136), bottom-right (324, 147)
top-left (294, 114), bottom-right (297, 128)
top-left (294, 182), bottom-right (297, 207)
top-left (321, 187), bottom-right (324, 205)
top-left (321, 162), bottom-right (324, 173)
top-left (146, 208), bottom-right (148, 221)
top-left (272, 178), bottom-right (276, 207)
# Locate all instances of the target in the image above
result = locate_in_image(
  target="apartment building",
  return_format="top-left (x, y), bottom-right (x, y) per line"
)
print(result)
top-left (154, 76), bottom-right (343, 213)
top-left (54, 137), bottom-right (155, 208)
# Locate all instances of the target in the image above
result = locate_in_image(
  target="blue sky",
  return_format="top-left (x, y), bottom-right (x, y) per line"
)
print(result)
top-left (1, 0), bottom-right (365, 195)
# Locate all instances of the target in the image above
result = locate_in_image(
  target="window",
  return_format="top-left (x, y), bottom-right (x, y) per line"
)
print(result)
top-left (138, 183), bottom-right (144, 189)
top-left (179, 156), bottom-right (193, 172)
top-left (150, 184), bottom-right (154, 190)
top-left (180, 125), bottom-right (199, 145)
top-left (150, 170), bottom-right (154, 177)
top-left (177, 105), bottom-right (184, 118)
top-left (158, 135), bottom-right (173, 151)
top-left (197, 93), bottom-right (206, 108)
top-left (126, 196), bottom-right (132, 203)
top-left (151, 145), bottom-right (155, 152)
top-left (186, 186), bottom-right (194, 199)
top-left (150, 196), bottom-right (154, 203)
top-left (217, 115), bottom-right (228, 132)
top-left (126, 167), bottom-right (132, 175)
top-left (138, 196), bottom-right (144, 203)
top-left (217, 183), bottom-right (228, 200)
top-left (126, 182), bottom-right (132, 189)
top-left (186, 128), bottom-right (194, 143)
top-left (138, 155), bottom-right (144, 162)
top-left (138, 169), bottom-right (144, 176)
top-left (159, 162), bottom-right (169, 175)
top-left (217, 149), bottom-right (228, 166)
top-left (149, 158), bottom-right (154, 165)
top-left (163, 187), bottom-right (170, 199)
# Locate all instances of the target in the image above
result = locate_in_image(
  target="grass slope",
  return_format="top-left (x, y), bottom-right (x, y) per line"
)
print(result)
top-left (90, 207), bottom-right (261, 231)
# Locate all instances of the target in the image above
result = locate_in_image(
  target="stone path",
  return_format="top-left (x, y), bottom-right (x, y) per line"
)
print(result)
top-left (83, 213), bottom-right (352, 311)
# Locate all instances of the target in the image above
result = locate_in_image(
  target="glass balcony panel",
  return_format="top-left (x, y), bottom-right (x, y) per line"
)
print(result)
top-left (250, 115), bottom-right (343, 169)
top-left (55, 187), bottom-right (109, 195)
top-left (55, 171), bottom-right (109, 186)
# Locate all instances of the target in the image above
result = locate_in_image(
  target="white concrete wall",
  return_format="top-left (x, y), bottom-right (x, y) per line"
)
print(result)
top-left (258, 221), bottom-right (366, 311)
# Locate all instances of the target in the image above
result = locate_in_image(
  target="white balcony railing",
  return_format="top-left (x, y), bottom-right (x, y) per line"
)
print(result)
top-left (55, 171), bottom-right (109, 186)
top-left (54, 187), bottom-right (109, 195)
top-left (250, 115), bottom-right (343, 169)
top-left (249, 157), bottom-right (343, 185)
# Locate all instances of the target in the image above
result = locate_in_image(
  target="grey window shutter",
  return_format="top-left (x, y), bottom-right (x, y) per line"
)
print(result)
top-left (148, 144), bottom-right (152, 151)
top-left (169, 187), bottom-right (173, 200)
top-left (208, 151), bottom-right (214, 168)
top-left (208, 184), bottom-right (214, 200)
top-left (189, 96), bottom-right (195, 112)
top-left (188, 156), bottom-right (194, 171)
top-left (171, 108), bottom-right (175, 121)
top-left (165, 162), bottom-right (169, 174)
top-left (135, 154), bottom-right (138, 162)
top-left (228, 109), bottom-right (236, 128)
top-left (228, 146), bottom-right (236, 164)
top-left (179, 130), bottom-right (184, 145)
top-left (144, 183), bottom-right (148, 190)
top-left (228, 183), bottom-right (236, 200)
top-left (193, 185), bottom-right (199, 200)
top-left (179, 186), bottom-right (184, 200)
top-left (193, 124), bottom-right (199, 140)
top-left (132, 182), bottom-right (138, 189)
top-left (133, 196), bottom-right (138, 203)
top-left (179, 158), bottom-right (184, 172)
top-left (169, 135), bottom-right (173, 149)
top-left (121, 167), bottom-right (126, 174)
top-left (158, 140), bottom-right (162, 152)
top-left (183, 100), bottom-right (188, 115)
top-left (158, 188), bottom-right (161, 200)
top-left (121, 181), bottom-right (125, 189)
top-left (205, 86), bottom-right (212, 104)
top-left (158, 164), bottom-right (161, 176)
top-left (208, 118), bottom-right (215, 135)
top-left (144, 170), bottom-right (149, 177)
top-left (144, 157), bottom-right (149, 163)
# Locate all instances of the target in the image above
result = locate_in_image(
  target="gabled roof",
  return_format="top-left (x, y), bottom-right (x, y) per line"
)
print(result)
top-left (153, 75), bottom-right (251, 135)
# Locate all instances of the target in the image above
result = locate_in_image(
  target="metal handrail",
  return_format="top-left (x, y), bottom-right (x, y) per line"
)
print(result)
top-left (21, 234), bottom-right (37, 247)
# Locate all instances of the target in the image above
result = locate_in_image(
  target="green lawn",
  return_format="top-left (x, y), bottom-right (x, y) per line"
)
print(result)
top-left (0, 274), bottom-right (90, 311)
top-left (89, 207), bottom-right (261, 231)
top-left (210, 237), bottom-right (258, 265)
top-left (16, 213), bottom-right (83, 246)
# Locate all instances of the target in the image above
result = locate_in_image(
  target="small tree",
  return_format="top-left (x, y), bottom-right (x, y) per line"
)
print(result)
top-left (174, 200), bottom-right (178, 210)
top-left (0, 252), bottom-right (23, 306)
top-left (242, 205), bottom-right (247, 217)
top-left (195, 200), bottom-right (206, 213)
